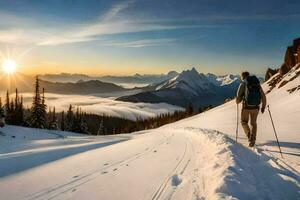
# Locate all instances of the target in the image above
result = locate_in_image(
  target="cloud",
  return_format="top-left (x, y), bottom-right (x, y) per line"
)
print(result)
top-left (103, 38), bottom-right (178, 48)
top-left (5, 0), bottom-right (293, 47)
top-left (37, 19), bottom-right (197, 46)
top-left (101, 0), bottom-right (136, 22)
top-left (20, 93), bottom-right (184, 121)
top-left (0, 0), bottom-right (202, 46)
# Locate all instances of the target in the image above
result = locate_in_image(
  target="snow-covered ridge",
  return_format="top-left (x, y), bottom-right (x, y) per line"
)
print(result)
top-left (264, 63), bottom-right (300, 93)
top-left (155, 67), bottom-right (240, 94)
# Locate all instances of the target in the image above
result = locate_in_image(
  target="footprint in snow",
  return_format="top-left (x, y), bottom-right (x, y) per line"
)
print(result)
top-left (171, 174), bottom-right (182, 186)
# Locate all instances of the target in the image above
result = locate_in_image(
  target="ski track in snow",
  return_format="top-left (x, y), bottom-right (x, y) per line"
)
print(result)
top-left (0, 125), bottom-right (299, 200)
top-left (25, 134), bottom-right (174, 200)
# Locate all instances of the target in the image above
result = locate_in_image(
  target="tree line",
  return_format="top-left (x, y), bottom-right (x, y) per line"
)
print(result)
top-left (0, 77), bottom-right (211, 135)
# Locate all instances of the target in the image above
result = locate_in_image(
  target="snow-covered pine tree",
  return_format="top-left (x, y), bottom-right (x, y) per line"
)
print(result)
top-left (28, 76), bottom-right (47, 129)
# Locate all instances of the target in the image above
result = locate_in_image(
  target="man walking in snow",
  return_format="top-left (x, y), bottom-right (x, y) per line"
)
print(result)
top-left (236, 71), bottom-right (266, 147)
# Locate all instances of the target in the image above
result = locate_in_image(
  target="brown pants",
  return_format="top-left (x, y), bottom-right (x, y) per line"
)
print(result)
top-left (241, 108), bottom-right (259, 141)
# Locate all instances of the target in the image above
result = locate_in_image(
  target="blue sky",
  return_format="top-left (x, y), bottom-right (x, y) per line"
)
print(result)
top-left (0, 0), bottom-right (299, 75)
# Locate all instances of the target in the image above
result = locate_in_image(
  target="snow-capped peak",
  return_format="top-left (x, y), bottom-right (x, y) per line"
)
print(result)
top-left (216, 74), bottom-right (240, 86)
top-left (155, 68), bottom-right (214, 94)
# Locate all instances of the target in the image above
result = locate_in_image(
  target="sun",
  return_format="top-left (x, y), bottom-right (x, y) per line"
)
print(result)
top-left (2, 59), bottom-right (17, 74)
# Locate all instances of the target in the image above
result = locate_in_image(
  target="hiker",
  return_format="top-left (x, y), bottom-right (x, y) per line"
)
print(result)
top-left (236, 71), bottom-right (266, 147)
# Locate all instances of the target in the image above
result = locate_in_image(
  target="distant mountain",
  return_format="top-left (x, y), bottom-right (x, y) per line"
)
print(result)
top-left (39, 71), bottom-right (179, 87)
top-left (39, 73), bottom-right (90, 83)
top-left (117, 68), bottom-right (241, 108)
top-left (0, 73), bottom-right (127, 95)
top-left (39, 80), bottom-right (126, 95)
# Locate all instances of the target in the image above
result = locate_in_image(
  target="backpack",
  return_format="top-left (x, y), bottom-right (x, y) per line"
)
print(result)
top-left (244, 76), bottom-right (261, 107)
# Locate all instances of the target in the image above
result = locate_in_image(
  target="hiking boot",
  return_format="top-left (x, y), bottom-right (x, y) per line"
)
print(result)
top-left (249, 134), bottom-right (256, 147)
top-left (249, 140), bottom-right (255, 147)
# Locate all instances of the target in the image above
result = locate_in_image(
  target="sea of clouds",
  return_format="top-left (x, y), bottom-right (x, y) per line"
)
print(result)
top-left (20, 93), bottom-right (183, 121)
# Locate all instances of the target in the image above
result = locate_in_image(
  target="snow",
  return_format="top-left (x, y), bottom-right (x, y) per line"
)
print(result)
top-left (0, 69), bottom-right (299, 199)
top-left (206, 73), bottom-right (240, 87)
top-left (216, 75), bottom-right (239, 86)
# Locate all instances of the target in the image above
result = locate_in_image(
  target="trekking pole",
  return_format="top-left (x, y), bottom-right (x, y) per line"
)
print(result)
top-left (267, 105), bottom-right (283, 159)
top-left (236, 104), bottom-right (239, 142)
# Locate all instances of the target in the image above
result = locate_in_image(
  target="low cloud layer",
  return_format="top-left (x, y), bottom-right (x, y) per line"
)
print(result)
top-left (21, 93), bottom-right (183, 121)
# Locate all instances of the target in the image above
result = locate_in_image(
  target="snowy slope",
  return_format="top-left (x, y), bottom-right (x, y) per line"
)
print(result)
top-left (170, 65), bottom-right (300, 171)
top-left (0, 68), bottom-right (299, 199)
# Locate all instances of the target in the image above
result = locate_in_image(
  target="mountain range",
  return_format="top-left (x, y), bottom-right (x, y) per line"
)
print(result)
top-left (0, 73), bottom-right (127, 95)
top-left (117, 68), bottom-right (240, 108)
top-left (39, 71), bottom-right (179, 86)
top-left (1, 69), bottom-right (241, 105)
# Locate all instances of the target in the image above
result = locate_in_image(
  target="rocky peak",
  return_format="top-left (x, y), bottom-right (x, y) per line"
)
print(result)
top-left (265, 37), bottom-right (300, 82)
top-left (265, 68), bottom-right (278, 81)
top-left (282, 37), bottom-right (300, 75)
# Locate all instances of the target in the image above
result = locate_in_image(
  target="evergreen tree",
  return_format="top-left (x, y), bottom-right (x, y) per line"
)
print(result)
top-left (66, 104), bottom-right (74, 131)
top-left (60, 111), bottom-right (65, 131)
top-left (186, 103), bottom-right (194, 116)
top-left (0, 97), bottom-right (4, 127)
top-left (19, 96), bottom-right (24, 124)
top-left (80, 113), bottom-right (88, 134)
top-left (5, 90), bottom-right (10, 112)
top-left (49, 107), bottom-right (58, 130)
top-left (13, 89), bottom-right (24, 125)
top-left (0, 98), bottom-right (3, 116)
top-left (5, 90), bottom-right (12, 124)
top-left (28, 76), bottom-right (47, 129)
top-left (97, 118), bottom-right (104, 135)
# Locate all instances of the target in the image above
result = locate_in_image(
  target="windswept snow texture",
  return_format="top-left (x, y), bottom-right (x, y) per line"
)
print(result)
top-left (19, 93), bottom-right (183, 121)
top-left (0, 68), bottom-right (299, 199)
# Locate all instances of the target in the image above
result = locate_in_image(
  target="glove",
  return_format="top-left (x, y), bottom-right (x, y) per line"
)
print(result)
top-left (261, 107), bottom-right (265, 113)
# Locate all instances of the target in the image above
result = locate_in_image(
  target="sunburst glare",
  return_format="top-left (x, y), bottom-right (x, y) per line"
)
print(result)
top-left (2, 59), bottom-right (17, 74)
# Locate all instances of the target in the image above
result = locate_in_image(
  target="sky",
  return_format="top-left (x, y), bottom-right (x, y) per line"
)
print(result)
top-left (0, 0), bottom-right (299, 76)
